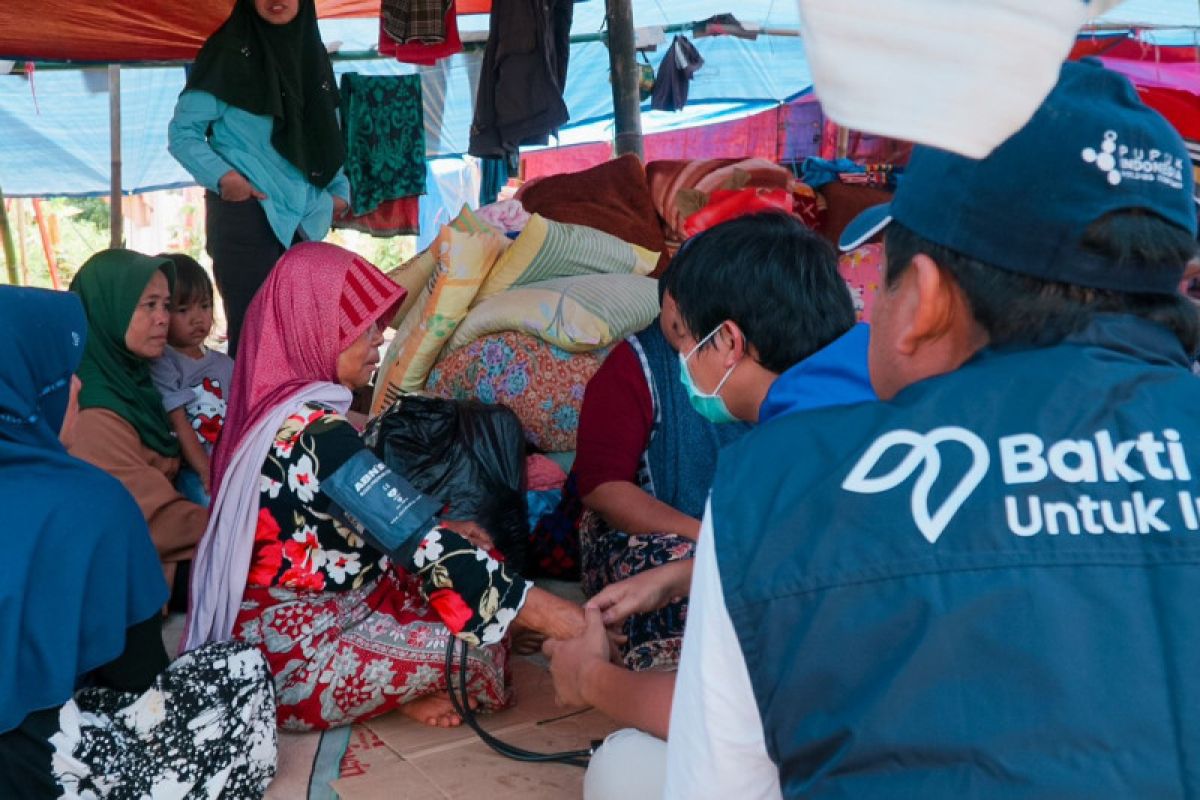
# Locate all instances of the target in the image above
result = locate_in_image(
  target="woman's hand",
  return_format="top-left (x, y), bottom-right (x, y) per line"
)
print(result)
top-left (219, 170), bottom-right (267, 202)
top-left (332, 195), bottom-right (349, 219)
top-left (586, 559), bottom-right (694, 627)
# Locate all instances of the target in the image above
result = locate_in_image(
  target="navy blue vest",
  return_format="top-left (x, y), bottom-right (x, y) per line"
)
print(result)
top-left (713, 315), bottom-right (1200, 798)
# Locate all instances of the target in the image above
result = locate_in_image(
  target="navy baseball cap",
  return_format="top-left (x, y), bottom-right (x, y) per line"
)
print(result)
top-left (839, 59), bottom-right (1198, 295)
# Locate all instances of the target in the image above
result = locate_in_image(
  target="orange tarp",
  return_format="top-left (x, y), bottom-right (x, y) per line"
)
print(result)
top-left (0, 0), bottom-right (490, 63)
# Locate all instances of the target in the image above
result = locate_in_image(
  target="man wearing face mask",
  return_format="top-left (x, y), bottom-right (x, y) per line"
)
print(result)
top-left (545, 212), bottom-right (871, 800)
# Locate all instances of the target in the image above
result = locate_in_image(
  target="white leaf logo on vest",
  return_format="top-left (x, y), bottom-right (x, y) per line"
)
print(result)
top-left (842, 427), bottom-right (990, 544)
top-left (845, 427), bottom-right (1198, 542)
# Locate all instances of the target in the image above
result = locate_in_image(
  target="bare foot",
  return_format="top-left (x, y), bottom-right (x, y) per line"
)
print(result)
top-left (400, 692), bottom-right (475, 728)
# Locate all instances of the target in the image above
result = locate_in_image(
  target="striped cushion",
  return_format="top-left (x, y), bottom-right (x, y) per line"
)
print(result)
top-left (474, 214), bottom-right (658, 305)
top-left (445, 274), bottom-right (660, 353)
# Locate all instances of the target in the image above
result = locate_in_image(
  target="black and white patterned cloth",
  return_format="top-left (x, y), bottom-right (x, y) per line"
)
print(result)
top-left (50, 641), bottom-right (277, 799)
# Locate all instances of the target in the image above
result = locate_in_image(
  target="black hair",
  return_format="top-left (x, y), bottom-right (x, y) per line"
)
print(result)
top-left (157, 253), bottom-right (213, 308)
top-left (883, 211), bottom-right (1200, 354)
top-left (661, 212), bottom-right (855, 373)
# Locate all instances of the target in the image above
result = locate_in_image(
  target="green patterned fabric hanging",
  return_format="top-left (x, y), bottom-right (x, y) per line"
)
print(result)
top-left (339, 73), bottom-right (427, 216)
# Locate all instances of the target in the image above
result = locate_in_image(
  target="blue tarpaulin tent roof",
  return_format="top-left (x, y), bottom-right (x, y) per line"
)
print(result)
top-left (0, 0), bottom-right (1196, 197)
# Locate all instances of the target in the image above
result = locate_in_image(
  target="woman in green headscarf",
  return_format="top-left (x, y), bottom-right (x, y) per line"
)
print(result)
top-left (68, 249), bottom-right (209, 580)
top-left (167, 0), bottom-right (351, 357)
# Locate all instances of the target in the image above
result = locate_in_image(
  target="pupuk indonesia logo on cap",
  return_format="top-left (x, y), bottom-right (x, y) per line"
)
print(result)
top-left (1081, 131), bottom-right (1121, 186)
top-left (1082, 130), bottom-right (1186, 190)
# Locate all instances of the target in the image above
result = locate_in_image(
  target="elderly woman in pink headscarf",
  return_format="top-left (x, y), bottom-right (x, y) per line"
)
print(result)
top-left (184, 242), bottom-right (583, 730)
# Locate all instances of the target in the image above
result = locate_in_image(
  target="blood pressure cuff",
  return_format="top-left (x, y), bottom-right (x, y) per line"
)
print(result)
top-left (323, 449), bottom-right (531, 644)
top-left (323, 449), bottom-right (443, 564)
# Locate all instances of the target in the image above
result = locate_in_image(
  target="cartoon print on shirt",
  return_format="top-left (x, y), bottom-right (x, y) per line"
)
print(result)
top-left (188, 376), bottom-right (226, 447)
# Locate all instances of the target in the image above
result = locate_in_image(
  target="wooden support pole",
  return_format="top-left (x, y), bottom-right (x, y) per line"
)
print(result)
top-left (605, 0), bottom-right (644, 159)
top-left (109, 64), bottom-right (124, 249)
top-left (0, 190), bottom-right (18, 285)
top-left (32, 199), bottom-right (62, 291)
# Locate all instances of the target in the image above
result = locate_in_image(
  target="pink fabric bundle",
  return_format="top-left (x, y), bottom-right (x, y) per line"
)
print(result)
top-left (475, 199), bottom-right (531, 235)
top-left (212, 242), bottom-right (405, 497)
top-left (647, 158), bottom-right (794, 249)
top-left (526, 453), bottom-right (567, 492)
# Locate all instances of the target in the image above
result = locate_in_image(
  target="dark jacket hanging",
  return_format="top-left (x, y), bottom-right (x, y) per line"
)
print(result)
top-left (651, 35), bottom-right (704, 112)
top-left (468, 0), bottom-right (573, 159)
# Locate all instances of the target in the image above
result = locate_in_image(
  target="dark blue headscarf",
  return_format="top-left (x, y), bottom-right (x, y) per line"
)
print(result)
top-left (0, 286), bottom-right (167, 733)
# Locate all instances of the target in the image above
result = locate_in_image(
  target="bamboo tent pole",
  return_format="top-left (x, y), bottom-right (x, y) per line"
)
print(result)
top-left (0, 189), bottom-right (18, 285)
top-left (605, 0), bottom-right (644, 159)
top-left (109, 64), bottom-right (124, 249)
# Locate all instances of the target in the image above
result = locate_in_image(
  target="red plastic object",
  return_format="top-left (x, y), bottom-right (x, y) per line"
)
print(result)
top-left (682, 187), bottom-right (794, 237)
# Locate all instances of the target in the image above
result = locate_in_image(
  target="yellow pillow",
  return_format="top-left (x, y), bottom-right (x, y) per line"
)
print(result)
top-left (444, 274), bottom-right (661, 354)
top-left (473, 214), bottom-right (658, 305)
top-left (384, 249), bottom-right (437, 329)
top-left (371, 206), bottom-right (510, 414)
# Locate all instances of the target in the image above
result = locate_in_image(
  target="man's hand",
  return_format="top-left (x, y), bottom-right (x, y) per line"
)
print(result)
top-left (219, 170), bottom-right (267, 202)
top-left (543, 607), bottom-right (610, 708)
top-left (332, 195), bottom-right (350, 219)
top-left (586, 559), bottom-right (693, 627)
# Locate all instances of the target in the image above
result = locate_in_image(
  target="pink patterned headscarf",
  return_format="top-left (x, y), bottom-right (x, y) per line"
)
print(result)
top-left (211, 242), bottom-right (405, 496)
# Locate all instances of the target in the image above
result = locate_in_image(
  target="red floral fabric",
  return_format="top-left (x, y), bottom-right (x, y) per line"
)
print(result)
top-left (236, 572), bottom-right (510, 731)
top-left (236, 402), bottom-right (512, 730)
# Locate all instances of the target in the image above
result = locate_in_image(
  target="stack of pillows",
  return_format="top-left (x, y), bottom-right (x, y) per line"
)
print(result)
top-left (373, 162), bottom-right (667, 454)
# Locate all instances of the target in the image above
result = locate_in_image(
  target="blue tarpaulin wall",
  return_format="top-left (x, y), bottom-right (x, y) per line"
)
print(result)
top-left (0, 0), bottom-right (1195, 197)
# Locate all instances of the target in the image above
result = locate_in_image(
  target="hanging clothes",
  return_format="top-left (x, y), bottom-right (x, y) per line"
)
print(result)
top-left (379, 0), bottom-right (463, 65)
top-left (382, 0), bottom-right (451, 45)
top-left (339, 73), bottom-right (427, 217)
top-left (468, 0), bottom-right (573, 159)
top-left (651, 35), bottom-right (704, 113)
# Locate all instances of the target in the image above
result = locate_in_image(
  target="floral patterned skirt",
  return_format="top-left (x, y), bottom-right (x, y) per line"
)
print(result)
top-left (235, 569), bottom-right (511, 731)
top-left (50, 641), bottom-right (276, 798)
top-left (579, 510), bottom-right (695, 672)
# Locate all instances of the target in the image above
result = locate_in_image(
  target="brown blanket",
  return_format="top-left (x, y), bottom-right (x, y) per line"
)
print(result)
top-left (517, 154), bottom-right (668, 274)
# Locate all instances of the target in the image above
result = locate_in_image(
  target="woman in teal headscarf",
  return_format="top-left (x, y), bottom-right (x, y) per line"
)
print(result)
top-left (68, 249), bottom-right (209, 578)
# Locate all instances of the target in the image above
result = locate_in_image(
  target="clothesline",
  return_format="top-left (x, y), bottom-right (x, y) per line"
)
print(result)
top-left (13, 21), bottom-right (803, 71)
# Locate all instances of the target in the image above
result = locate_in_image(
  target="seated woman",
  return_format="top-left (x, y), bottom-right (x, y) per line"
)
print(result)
top-left (0, 286), bottom-right (275, 798)
top-left (574, 275), bottom-right (749, 671)
top-left (185, 242), bottom-right (583, 730)
top-left (67, 250), bottom-right (209, 583)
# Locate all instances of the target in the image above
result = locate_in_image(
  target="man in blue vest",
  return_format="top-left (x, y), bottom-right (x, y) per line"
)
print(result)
top-left (664, 59), bottom-right (1200, 798)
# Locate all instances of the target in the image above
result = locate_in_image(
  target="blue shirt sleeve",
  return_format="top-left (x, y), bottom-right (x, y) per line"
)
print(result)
top-left (327, 168), bottom-right (351, 205)
top-left (167, 90), bottom-right (234, 194)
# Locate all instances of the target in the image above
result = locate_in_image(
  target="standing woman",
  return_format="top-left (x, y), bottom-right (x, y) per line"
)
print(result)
top-left (168, 0), bottom-right (350, 355)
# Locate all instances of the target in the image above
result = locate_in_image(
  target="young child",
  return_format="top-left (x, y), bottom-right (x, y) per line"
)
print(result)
top-left (150, 253), bottom-right (234, 506)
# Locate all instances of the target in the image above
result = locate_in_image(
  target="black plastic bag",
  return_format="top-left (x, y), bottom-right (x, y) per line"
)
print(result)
top-left (365, 395), bottom-right (528, 571)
